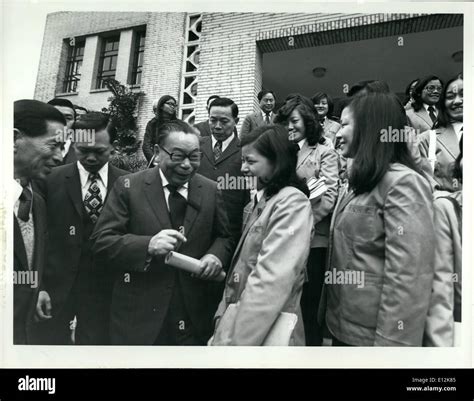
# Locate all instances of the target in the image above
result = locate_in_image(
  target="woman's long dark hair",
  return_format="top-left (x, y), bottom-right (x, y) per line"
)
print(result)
top-left (347, 93), bottom-right (424, 195)
top-left (411, 75), bottom-right (443, 112)
top-left (434, 75), bottom-right (463, 129)
top-left (452, 135), bottom-right (463, 184)
top-left (240, 124), bottom-right (309, 198)
top-left (156, 95), bottom-right (177, 120)
top-left (403, 78), bottom-right (419, 106)
top-left (311, 91), bottom-right (334, 119)
top-left (274, 94), bottom-right (324, 146)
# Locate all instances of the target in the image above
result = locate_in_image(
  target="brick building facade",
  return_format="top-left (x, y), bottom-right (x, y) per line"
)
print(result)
top-left (34, 11), bottom-right (463, 140)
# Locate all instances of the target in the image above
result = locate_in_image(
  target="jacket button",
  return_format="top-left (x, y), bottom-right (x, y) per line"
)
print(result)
top-left (152, 308), bottom-right (158, 312)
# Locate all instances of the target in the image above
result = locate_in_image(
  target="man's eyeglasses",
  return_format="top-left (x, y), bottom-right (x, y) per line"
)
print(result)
top-left (424, 85), bottom-right (443, 93)
top-left (159, 146), bottom-right (202, 163)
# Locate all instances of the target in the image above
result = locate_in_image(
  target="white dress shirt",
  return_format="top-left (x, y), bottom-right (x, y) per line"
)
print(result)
top-left (452, 121), bottom-right (463, 142)
top-left (13, 179), bottom-right (35, 269)
top-left (423, 103), bottom-right (438, 117)
top-left (159, 168), bottom-right (188, 211)
top-left (297, 138), bottom-right (307, 151)
top-left (77, 161), bottom-right (108, 201)
top-left (261, 110), bottom-right (273, 122)
top-left (211, 133), bottom-right (234, 154)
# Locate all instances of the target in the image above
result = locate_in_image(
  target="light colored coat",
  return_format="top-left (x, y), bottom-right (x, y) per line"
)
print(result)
top-left (406, 106), bottom-right (437, 133)
top-left (296, 139), bottom-right (339, 248)
top-left (424, 191), bottom-right (462, 346)
top-left (322, 118), bottom-right (341, 145)
top-left (418, 124), bottom-right (461, 192)
top-left (211, 186), bottom-right (313, 346)
top-left (319, 163), bottom-right (435, 346)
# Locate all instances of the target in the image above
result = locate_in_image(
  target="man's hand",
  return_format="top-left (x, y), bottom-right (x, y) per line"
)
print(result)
top-left (148, 229), bottom-right (187, 257)
top-left (196, 254), bottom-right (223, 280)
top-left (35, 290), bottom-right (52, 321)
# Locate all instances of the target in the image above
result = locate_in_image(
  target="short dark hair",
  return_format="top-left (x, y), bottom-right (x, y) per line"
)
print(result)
top-left (48, 98), bottom-right (76, 119)
top-left (434, 75), bottom-right (463, 129)
top-left (311, 92), bottom-right (335, 117)
top-left (240, 124), bottom-right (309, 198)
top-left (411, 75), bottom-right (443, 112)
top-left (348, 80), bottom-right (390, 97)
top-left (258, 90), bottom-right (276, 102)
top-left (157, 120), bottom-right (198, 147)
top-left (345, 92), bottom-right (423, 195)
top-left (73, 112), bottom-right (118, 143)
top-left (207, 95), bottom-right (220, 107)
top-left (209, 97), bottom-right (239, 119)
top-left (14, 99), bottom-right (66, 138)
top-left (275, 94), bottom-right (324, 146)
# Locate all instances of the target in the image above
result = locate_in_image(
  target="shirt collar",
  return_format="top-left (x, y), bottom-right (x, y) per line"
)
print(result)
top-left (423, 103), bottom-right (437, 114)
top-left (297, 138), bottom-right (307, 150)
top-left (255, 189), bottom-right (265, 203)
top-left (211, 133), bottom-right (234, 152)
top-left (77, 161), bottom-right (109, 188)
top-left (159, 168), bottom-right (189, 189)
top-left (451, 121), bottom-right (463, 141)
top-left (13, 179), bottom-right (24, 206)
top-left (261, 110), bottom-right (272, 119)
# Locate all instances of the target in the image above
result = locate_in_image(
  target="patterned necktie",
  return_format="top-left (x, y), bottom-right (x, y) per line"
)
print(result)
top-left (84, 173), bottom-right (103, 223)
top-left (214, 140), bottom-right (223, 161)
top-left (265, 112), bottom-right (271, 124)
top-left (428, 106), bottom-right (437, 124)
top-left (17, 181), bottom-right (32, 222)
top-left (167, 185), bottom-right (187, 230)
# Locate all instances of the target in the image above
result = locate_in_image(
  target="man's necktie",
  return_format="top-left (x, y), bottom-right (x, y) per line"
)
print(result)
top-left (428, 106), bottom-right (437, 125)
top-left (168, 185), bottom-right (187, 230)
top-left (17, 182), bottom-right (32, 222)
top-left (214, 140), bottom-right (223, 161)
top-left (265, 112), bottom-right (271, 124)
top-left (84, 173), bottom-right (103, 223)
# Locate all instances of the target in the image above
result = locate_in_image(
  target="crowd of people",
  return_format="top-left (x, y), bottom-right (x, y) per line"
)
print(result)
top-left (13, 72), bottom-right (463, 347)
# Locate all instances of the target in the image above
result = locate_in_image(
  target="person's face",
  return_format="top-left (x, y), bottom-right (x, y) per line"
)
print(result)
top-left (445, 79), bottom-right (463, 122)
top-left (74, 128), bottom-right (114, 173)
top-left (421, 79), bottom-right (442, 105)
top-left (241, 144), bottom-right (275, 191)
top-left (161, 99), bottom-right (177, 116)
top-left (287, 109), bottom-right (306, 143)
top-left (314, 98), bottom-right (329, 118)
top-left (209, 105), bottom-right (238, 142)
top-left (338, 107), bottom-right (356, 158)
top-left (54, 105), bottom-right (75, 130)
top-left (157, 131), bottom-right (200, 187)
top-left (259, 93), bottom-right (275, 113)
top-left (14, 120), bottom-right (65, 180)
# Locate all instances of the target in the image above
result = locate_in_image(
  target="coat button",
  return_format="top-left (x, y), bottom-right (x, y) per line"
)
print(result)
top-left (152, 308), bottom-right (158, 312)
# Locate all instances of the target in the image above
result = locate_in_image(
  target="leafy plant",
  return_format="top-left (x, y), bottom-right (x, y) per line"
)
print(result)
top-left (101, 78), bottom-right (147, 171)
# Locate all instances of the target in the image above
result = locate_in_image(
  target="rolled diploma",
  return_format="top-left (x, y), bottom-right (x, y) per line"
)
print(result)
top-left (165, 252), bottom-right (226, 282)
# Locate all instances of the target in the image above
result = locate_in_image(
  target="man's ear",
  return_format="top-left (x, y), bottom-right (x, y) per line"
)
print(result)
top-left (234, 117), bottom-right (240, 125)
top-left (14, 128), bottom-right (23, 143)
top-left (153, 144), bottom-right (160, 158)
top-left (112, 139), bottom-right (120, 151)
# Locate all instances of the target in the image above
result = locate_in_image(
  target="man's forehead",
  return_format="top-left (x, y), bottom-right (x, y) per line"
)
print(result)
top-left (166, 131), bottom-right (199, 147)
top-left (210, 106), bottom-right (233, 118)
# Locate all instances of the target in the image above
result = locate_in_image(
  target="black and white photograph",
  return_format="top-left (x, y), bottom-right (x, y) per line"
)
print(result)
top-left (1, 0), bottom-right (472, 384)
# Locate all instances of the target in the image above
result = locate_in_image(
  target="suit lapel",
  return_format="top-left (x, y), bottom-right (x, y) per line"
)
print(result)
top-left (215, 135), bottom-right (240, 165)
top-left (201, 137), bottom-right (214, 165)
top-left (65, 163), bottom-right (84, 218)
top-left (13, 216), bottom-right (28, 271)
top-left (418, 107), bottom-right (434, 127)
top-left (296, 142), bottom-right (316, 169)
top-left (144, 168), bottom-right (172, 229)
top-left (437, 125), bottom-right (459, 160)
top-left (32, 191), bottom-right (45, 276)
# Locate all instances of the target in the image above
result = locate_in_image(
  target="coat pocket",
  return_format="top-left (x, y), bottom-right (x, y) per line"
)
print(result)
top-left (340, 270), bottom-right (383, 329)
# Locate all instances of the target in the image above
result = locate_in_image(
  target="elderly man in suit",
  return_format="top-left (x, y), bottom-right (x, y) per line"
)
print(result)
top-left (240, 90), bottom-right (276, 137)
top-left (33, 112), bottom-right (128, 345)
top-left (13, 99), bottom-right (65, 344)
top-left (197, 97), bottom-right (248, 243)
top-left (48, 98), bottom-right (78, 165)
top-left (91, 120), bottom-right (235, 345)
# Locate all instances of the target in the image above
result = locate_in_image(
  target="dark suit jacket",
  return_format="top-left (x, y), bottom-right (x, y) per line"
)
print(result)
top-left (14, 190), bottom-right (47, 344)
top-left (40, 163), bottom-right (128, 320)
top-left (62, 146), bottom-right (77, 165)
top-left (240, 111), bottom-right (276, 137)
top-left (194, 120), bottom-right (212, 137)
top-left (197, 135), bottom-right (248, 243)
top-left (91, 168), bottom-right (235, 344)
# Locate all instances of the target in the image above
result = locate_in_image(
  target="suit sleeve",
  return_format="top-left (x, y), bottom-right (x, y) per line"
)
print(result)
top-left (142, 121), bottom-right (155, 162)
top-left (240, 115), bottom-right (252, 137)
top-left (374, 173), bottom-right (435, 346)
top-left (311, 147), bottom-right (339, 225)
top-left (424, 198), bottom-right (456, 346)
top-left (230, 191), bottom-right (313, 345)
top-left (91, 176), bottom-right (153, 272)
top-left (206, 188), bottom-right (235, 271)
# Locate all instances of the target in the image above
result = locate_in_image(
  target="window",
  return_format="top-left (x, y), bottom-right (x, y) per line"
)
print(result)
top-left (96, 36), bottom-right (120, 89)
top-left (63, 40), bottom-right (85, 93)
top-left (130, 31), bottom-right (145, 85)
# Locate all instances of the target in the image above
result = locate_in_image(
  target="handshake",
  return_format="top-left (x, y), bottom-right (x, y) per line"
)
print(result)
top-left (147, 229), bottom-right (225, 281)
